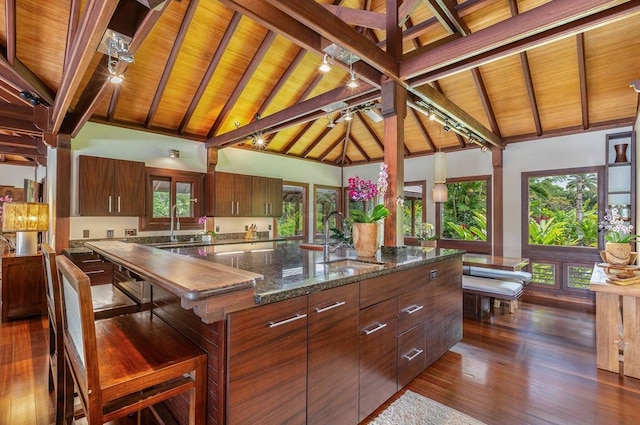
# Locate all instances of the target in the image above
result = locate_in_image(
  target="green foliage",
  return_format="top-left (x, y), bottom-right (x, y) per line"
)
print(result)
top-left (350, 204), bottom-right (390, 223)
top-left (442, 181), bottom-right (487, 240)
top-left (446, 211), bottom-right (487, 241)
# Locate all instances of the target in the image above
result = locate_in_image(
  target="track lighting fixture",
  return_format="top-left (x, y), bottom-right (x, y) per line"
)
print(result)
top-left (19, 91), bottom-right (41, 106)
top-left (319, 54), bottom-right (333, 73)
top-left (443, 121), bottom-right (451, 132)
top-left (104, 32), bottom-right (133, 84)
top-left (346, 62), bottom-right (359, 88)
top-left (428, 108), bottom-right (436, 121)
top-left (326, 115), bottom-right (336, 128)
top-left (343, 109), bottom-right (353, 121)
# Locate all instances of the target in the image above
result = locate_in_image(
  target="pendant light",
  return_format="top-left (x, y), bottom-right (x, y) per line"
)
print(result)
top-left (432, 127), bottom-right (448, 203)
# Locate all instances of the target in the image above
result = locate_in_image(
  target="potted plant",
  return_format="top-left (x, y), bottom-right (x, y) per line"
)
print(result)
top-left (198, 215), bottom-right (216, 243)
top-left (416, 221), bottom-right (438, 247)
top-left (599, 208), bottom-right (639, 264)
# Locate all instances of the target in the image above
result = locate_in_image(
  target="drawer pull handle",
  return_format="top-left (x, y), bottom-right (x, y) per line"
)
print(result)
top-left (404, 305), bottom-right (424, 315)
top-left (268, 313), bottom-right (307, 328)
top-left (315, 300), bottom-right (346, 313)
top-left (364, 322), bottom-right (387, 335)
top-left (402, 348), bottom-right (424, 362)
top-left (81, 259), bottom-right (102, 263)
top-left (84, 270), bottom-right (105, 275)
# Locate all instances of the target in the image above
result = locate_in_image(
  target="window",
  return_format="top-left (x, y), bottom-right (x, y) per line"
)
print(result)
top-left (402, 181), bottom-right (426, 244)
top-left (436, 175), bottom-right (491, 252)
top-left (277, 182), bottom-right (308, 240)
top-left (314, 185), bottom-right (341, 241)
top-left (522, 166), bottom-right (603, 296)
top-left (140, 167), bottom-right (203, 231)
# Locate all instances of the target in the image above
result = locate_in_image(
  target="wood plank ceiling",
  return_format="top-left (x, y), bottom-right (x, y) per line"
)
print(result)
top-left (0, 0), bottom-right (639, 168)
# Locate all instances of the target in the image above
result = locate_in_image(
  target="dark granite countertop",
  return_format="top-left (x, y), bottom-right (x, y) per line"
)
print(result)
top-left (160, 240), bottom-right (464, 304)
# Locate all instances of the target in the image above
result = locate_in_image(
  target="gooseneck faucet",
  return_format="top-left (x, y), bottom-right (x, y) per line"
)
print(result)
top-left (170, 204), bottom-right (180, 242)
top-left (324, 210), bottom-right (344, 262)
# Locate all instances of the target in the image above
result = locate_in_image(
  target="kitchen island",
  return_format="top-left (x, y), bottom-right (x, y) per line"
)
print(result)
top-left (85, 240), bottom-right (464, 425)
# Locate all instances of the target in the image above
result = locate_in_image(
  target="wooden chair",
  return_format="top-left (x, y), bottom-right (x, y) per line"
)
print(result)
top-left (42, 244), bottom-right (141, 424)
top-left (55, 254), bottom-right (207, 424)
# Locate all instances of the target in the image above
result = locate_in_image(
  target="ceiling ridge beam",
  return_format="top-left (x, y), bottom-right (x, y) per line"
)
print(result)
top-left (320, 4), bottom-right (385, 29)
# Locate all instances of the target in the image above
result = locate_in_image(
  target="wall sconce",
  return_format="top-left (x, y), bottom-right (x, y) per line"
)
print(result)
top-left (2, 202), bottom-right (49, 256)
top-left (432, 152), bottom-right (448, 203)
top-left (169, 149), bottom-right (180, 158)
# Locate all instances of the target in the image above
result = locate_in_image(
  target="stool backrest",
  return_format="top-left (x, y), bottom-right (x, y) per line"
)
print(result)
top-left (41, 244), bottom-right (61, 336)
top-left (55, 255), bottom-right (100, 402)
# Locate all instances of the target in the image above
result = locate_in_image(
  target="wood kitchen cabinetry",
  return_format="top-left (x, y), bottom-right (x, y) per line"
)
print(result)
top-left (226, 295), bottom-right (308, 425)
top-left (251, 175), bottom-right (283, 217)
top-left (213, 172), bottom-right (252, 217)
top-left (78, 155), bottom-right (145, 216)
top-left (307, 284), bottom-right (359, 425)
top-left (1, 252), bottom-right (45, 321)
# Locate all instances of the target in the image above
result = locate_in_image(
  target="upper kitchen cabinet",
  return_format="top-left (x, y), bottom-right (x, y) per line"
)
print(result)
top-left (213, 172), bottom-right (252, 217)
top-left (78, 155), bottom-right (145, 216)
top-left (251, 176), bottom-right (283, 217)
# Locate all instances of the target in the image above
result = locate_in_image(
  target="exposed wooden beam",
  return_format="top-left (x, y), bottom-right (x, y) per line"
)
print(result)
top-left (320, 5), bottom-right (385, 29)
top-left (404, 0), bottom-right (640, 83)
top-left (576, 33), bottom-right (589, 130)
top-left (319, 136), bottom-right (344, 162)
top-left (256, 49), bottom-right (305, 117)
top-left (0, 103), bottom-right (45, 135)
top-left (398, 0), bottom-right (421, 27)
top-left (64, 0), bottom-right (82, 69)
top-left (408, 107), bottom-right (436, 152)
top-left (5, 0), bottom-right (16, 65)
top-left (64, 1), bottom-right (169, 137)
top-left (220, 0), bottom-right (382, 86)
top-left (266, 0), bottom-right (398, 77)
top-left (470, 68), bottom-right (501, 137)
top-left (145, 0), bottom-right (199, 128)
top-left (349, 134), bottom-right (371, 162)
top-left (0, 132), bottom-right (37, 147)
top-left (355, 111), bottom-right (384, 153)
top-left (178, 11), bottom-right (241, 134)
top-left (51, 0), bottom-right (120, 135)
top-left (0, 55), bottom-right (56, 106)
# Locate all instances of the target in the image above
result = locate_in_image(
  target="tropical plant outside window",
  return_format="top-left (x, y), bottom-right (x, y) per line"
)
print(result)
top-left (152, 179), bottom-right (195, 218)
top-left (441, 179), bottom-right (488, 241)
top-left (402, 182), bottom-right (425, 238)
top-left (527, 173), bottom-right (598, 247)
top-left (314, 185), bottom-right (340, 239)
top-left (277, 183), bottom-right (307, 239)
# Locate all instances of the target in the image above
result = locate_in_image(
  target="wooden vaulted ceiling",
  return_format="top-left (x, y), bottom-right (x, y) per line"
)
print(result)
top-left (1, 0), bottom-right (639, 168)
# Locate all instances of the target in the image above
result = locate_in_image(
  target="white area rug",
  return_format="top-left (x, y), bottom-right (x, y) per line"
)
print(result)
top-left (369, 390), bottom-right (487, 425)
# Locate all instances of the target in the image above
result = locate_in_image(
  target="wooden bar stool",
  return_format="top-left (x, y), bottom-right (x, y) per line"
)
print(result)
top-left (54, 254), bottom-right (207, 425)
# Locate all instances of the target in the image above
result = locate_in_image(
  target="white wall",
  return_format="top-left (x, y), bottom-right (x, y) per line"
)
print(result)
top-left (33, 121), bottom-right (632, 248)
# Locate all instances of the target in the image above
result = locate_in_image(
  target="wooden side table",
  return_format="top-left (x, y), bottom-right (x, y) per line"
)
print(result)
top-left (1, 251), bottom-right (46, 321)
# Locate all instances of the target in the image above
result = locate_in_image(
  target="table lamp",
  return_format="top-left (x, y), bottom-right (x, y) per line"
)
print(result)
top-left (2, 202), bottom-right (49, 256)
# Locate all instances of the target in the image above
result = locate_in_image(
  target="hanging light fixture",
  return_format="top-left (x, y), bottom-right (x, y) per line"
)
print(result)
top-left (319, 54), bottom-right (333, 73)
top-left (432, 127), bottom-right (448, 203)
top-left (103, 32), bottom-right (133, 84)
top-left (346, 62), bottom-right (359, 88)
top-left (343, 109), bottom-right (353, 121)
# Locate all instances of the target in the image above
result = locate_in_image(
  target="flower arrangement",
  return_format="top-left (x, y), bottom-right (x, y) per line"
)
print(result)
top-left (198, 215), bottom-right (216, 239)
top-left (348, 164), bottom-right (390, 223)
top-left (0, 194), bottom-right (12, 224)
top-left (416, 221), bottom-right (438, 242)
top-left (599, 208), bottom-right (638, 243)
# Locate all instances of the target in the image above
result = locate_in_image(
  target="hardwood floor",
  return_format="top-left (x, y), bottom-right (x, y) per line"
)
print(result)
top-left (2, 302), bottom-right (640, 425)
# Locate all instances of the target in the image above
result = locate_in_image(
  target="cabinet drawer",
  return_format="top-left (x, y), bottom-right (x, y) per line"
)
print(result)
top-left (70, 254), bottom-right (113, 286)
top-left (397, 286), bottom-right (427, 335)
top-left (360, 266), bottom-right (426, 309)
top-left (398, 323), bottom-right (426, 388)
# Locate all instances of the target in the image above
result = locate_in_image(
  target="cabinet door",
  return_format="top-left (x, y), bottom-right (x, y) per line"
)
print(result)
top-left (308, 284), bottom-right (359, 425)
top-left (251, 176), bottom-right (270, 217)
top-left (78, 156), bottom-right (114, 216)
top-left (227, 296), bottom-right (307, 425)
top-left (214, 172), bottom-right (235, 216)
top-left (1, 254), bottom-right (45, 321)
top-left (234, 173), bottom-right (253, 216)
top-left (114, 159), bottom-right (145, 215)
top-left (359, 297), bottom-right (397, 422)
top-left (398, 323), bottom-right (426, 388)
top-left (425, 257), bottom-right (463, 367)
top-left (267, 177), bottom-right (283, 216)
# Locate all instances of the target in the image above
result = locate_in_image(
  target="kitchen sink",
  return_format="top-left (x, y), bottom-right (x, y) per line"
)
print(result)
top-left (323, 259), bottom-right (384, 274)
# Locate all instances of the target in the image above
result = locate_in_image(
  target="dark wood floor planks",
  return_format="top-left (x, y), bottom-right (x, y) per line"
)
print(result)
top-left (3, 302), bottom-right (640, 425)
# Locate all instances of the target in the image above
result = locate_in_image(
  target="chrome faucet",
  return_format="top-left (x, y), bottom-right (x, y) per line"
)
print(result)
top-left (324, 210), bottom-right (344, 261)
top-left (170, 204), bottom-right (180, 242)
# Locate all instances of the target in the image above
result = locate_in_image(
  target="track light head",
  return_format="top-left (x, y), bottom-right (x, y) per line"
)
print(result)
top-left (319, 54), bottom-right (333, 73)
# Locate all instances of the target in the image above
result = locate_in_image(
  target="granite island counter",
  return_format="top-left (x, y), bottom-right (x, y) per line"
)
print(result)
top-left (84, 240), bottom-right (464, 425)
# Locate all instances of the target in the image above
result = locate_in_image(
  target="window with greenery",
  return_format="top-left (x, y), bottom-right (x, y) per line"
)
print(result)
top-left (526, 172), bottom-right (599, 247)
top-left (402, 181), bottom-right (425, 242)
top-left (438, 177), bottom-right (490, 242)
top-left (141, 167), bottom-right (203, 231)
top-left (277, 182), bottom-right (308, 239)
top-left (314, 185), bottom-right (341, 240)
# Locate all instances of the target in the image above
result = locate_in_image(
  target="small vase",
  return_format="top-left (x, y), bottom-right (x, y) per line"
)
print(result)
top-left (201, 234), bottom-right (212, 243)
top-left (352, 223), bottom-right (380, 257)
top-left (614, 143), bottom-right (628, 163)
top-left (605, 242), bottom-right (632, 265)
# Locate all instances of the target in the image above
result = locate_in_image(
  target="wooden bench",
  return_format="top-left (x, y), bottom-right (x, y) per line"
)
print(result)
top-left (462, 275), bottom-right (524, 319)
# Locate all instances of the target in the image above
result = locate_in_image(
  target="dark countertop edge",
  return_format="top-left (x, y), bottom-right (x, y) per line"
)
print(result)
top-left (85, 241), bottom-right (260, 302)
top-left (145, 238), bottom-right (285, 249)
top-left (253, 250), bottom-right (464, 305)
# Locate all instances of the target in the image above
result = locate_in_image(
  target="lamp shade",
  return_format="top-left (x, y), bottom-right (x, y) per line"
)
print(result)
top-left (432, 183), bottom-right (448, 203)
top-left (434, 152), bottom-right (446, 183)
top-left (2, 202), bottom-right (49, 232)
